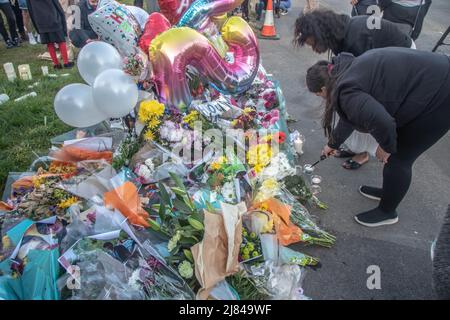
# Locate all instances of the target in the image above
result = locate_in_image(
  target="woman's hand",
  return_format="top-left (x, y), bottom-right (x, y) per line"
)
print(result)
top-left (376, 145), bottom-right (391, 164)
top-left (322, 145), bottom-right (337, 158)
top-left (350, 0), bottom-right (359, 5)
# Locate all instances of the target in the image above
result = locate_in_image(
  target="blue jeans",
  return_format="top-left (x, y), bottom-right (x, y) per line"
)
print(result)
top-left (279, 0), bottom-right (291, 11)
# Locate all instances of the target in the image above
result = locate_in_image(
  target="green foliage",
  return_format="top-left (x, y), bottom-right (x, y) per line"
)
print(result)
top-left (0, 43), bottom-right (80, 194)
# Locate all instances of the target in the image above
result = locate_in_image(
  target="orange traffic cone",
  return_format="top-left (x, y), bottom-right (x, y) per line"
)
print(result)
top-left (258, 0), bottom-right (280, 40)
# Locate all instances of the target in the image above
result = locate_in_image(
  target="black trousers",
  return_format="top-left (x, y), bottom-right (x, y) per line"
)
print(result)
top-left (241, 0), bottom-right (249, 20)
top-left (0, 2), bottom-right (18, 41)
top-left (381, 0), bottom-right (432, 40)
top-left (379, 92), bottom-right (450, 213)
top-left (11, 0), bottom-right (24, 33)
top-left (69, 29), bottom-right (98, 48)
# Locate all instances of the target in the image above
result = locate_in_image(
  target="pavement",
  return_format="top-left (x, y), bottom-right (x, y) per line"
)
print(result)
top-left (257, 0), bottom-right (450, 299)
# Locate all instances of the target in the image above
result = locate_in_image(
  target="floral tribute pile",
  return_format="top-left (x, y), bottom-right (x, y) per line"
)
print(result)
top-left (0, 63), bottom-right (335, 299)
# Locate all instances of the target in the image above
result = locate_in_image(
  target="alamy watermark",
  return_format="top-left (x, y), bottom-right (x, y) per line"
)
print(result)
top-left (366, 265), bottom-right (381, 290)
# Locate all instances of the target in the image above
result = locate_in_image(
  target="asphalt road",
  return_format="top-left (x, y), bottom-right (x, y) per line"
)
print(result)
top-left (257, 0), bottom-right (450, 299)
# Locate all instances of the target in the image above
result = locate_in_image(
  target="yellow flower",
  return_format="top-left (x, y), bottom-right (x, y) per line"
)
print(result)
top-left (58, 196), bottom-right (78, 209)
top-left (32, 176), bottom-right (45, 189)
top-left (261, 134), bottom-right (273, 143)
top-left (253, 164), bottom-right (264, 173)
top-left (262, 178), bottom-right (279, 191)
top-left (243, 107), bottom-right (254, 114)
top-left (183, 110), bottom-right (199, 126)
top-left (260, 203), bottom-right (269, 211)
top-left (139, 100), bottom-right (165, 123)
top-left (247, 144), bottom-right (272, 167)
top-left (144, 129), bottom-right (155, 141)
top-left (210, 162), bottom-right (221, 170)
top-left (147, 117), bottom-right (161, 129)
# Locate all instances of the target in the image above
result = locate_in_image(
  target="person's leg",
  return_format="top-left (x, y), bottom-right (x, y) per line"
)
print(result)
top-left (12, 0), bottom-right (25, 35)
top-left (410, 0), bottom-right (432, 40)
top-left (241, 0), bottom-right (249, 20)
top-left (1, 3), bottom-right (19, 41)
top-left (58, 41), bottom-right (70, 65)
top-left (47, 43), bottom-right (61, 67)
top-left (21, 8), bottom-right (36, 44)
top-left (356, 95), bottom-right (450, 226)
top-left (0, 6), bottom-right (12, 44)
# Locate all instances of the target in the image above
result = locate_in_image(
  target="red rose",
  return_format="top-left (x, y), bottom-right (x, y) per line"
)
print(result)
top-left (273, 132), bottom-right (286, 144)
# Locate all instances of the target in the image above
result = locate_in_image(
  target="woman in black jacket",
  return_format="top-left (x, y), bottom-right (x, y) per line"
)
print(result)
top-left (26, 0), bottom-right (73, 68)
top-left (305, 48), bottom-right (450, 227)
top-left (294, 8), bottom-right (415, 170)
top-left (293, 9), bottom-right (413, 57)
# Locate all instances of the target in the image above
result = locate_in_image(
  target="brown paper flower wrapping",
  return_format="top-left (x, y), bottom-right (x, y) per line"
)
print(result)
top-left (191, 202), bottom-right (247, 300)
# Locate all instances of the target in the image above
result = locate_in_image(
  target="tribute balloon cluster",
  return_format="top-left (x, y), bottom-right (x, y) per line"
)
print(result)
top-left (54, 41), bottom-right (138, 128)
top-left (54, 0), bottom-right (260, 127)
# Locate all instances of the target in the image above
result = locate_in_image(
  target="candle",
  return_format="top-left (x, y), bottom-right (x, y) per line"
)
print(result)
top-left (311, 175), bottom-right (322, 185)
top-left (14, 92), bottom-right (37, 102)
top-left (303, 164), bottom-right (314, 174)
top-left (0, 94), bottom-right (10, 105)
top-left (18, 64), bottom-right (32, 81)
top-left (41, 66), bottom-right (49, 76)
top-left (3, 63), bottom-right (17, 82)
top-left (294, 137), bottom-right (304, 155)
top-left (310, 185), bottom-right (322, 196)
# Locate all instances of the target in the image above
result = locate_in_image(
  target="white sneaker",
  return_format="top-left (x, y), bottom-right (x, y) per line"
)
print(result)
top-left (28, 33), bottom-right (37, 45)
top-left (35, 34), bottom-right (41, 43)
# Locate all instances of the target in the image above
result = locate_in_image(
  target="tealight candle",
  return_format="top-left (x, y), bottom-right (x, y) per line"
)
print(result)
top-left (3, 63), bottom-right (17, 82)
top-left (294, 137), bottom-right (304, 155)
top-left (303, 164), bottom-right (314, 174)
top-left (18, 64), bottom-right (32, 81)
top-left (310, 185), bottom-right (322, 196)
top-left (41, 66), bottom-right (49, 76)
top-left (311, 175), bottom-right (322, 185)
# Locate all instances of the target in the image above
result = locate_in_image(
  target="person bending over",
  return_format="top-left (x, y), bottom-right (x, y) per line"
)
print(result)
top-left (69, 0), bottom-right (99, 48)
top-left (294, 9), bottom-right (414, 170)
top-left (305, 48), bottom-right (450, 227)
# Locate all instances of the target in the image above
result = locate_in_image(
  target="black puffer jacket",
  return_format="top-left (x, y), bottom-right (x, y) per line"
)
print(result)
top-left (26, 0), bottom-right (67, 34)
top-left (332, 15), bottom-right (413, 56)
top-left (328, 47), bottom-right (450, 154)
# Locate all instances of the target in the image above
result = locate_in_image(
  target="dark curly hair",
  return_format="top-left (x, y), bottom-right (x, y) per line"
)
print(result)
top-left (293, 9), bottom-right (350, 54)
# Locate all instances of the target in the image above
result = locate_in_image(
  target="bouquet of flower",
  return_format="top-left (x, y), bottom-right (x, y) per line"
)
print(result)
top-left (231, 107), bottom-right (257, 130)
top-left (138, 99), bottom-right (166, 143)
top-left (15, 172), bottom-right (79, 221)
top-left (123, 53), bottom-right (146, 78)
top-left (239, 226), bottom-right (263, 263)
top-left (147, 173), bottom-right (205, 290)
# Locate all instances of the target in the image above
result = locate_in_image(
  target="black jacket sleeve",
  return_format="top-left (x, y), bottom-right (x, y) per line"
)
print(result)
top-left (339, 88), bottom-right (398, 153)
top-left (328, 118), bottom-right (354, 150)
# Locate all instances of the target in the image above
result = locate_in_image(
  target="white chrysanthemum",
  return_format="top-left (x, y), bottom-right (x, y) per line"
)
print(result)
top-left (178, 260), bottom-right (193, 279)
top-left (128, 269), bottom-right (142, 291)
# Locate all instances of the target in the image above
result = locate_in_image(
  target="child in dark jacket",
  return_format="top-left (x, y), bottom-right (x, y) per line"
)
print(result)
top-left (26, 0), bottom-right (73, 68)
top-left (69, 0), bottom-right (99, 48)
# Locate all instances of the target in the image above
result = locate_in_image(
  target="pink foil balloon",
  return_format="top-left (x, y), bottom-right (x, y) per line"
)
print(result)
top-left (150, 16), bottom-right (259, 111)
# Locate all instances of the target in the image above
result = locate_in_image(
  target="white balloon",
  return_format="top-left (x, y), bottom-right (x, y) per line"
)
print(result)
top-left (77, 41), bottom-right (122, 85)
top-left (54, 84), bottom-right (107, 128)
top-left (92, 69), bottom-right (139, 118)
